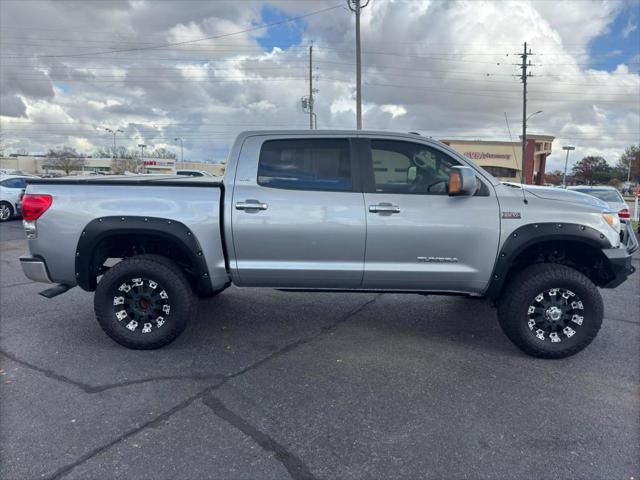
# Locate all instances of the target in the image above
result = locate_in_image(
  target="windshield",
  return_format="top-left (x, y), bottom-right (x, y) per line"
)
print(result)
top-left (574, 189), bottom-right (623, 203)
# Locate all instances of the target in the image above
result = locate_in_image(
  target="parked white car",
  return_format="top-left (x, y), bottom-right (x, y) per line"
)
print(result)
top-left (175, 169), bottom-right (215, 177)
top-left (0, 175), bottom-right (33, 221)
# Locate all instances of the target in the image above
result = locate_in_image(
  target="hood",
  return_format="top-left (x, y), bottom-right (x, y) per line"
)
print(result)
top-left (502, 183), bottom-right (609, 210)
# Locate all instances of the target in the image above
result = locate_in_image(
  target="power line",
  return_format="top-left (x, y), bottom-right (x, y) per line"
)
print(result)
top-left (0, 3), bottom-right (343, 59)
top-left (4, 62), bottom-right (635, 87)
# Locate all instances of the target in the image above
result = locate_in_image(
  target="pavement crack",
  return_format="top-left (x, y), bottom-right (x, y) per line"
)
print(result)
top-left (1, 295), bottom-right (381, 396)
top-left (37, 295), bottom-right (380, 479)
top-left (211, 295), bottom-right (382, 386)
top-left (0, 349), bottom-right (225, 393)
top-left (0, 349), bottom-right (95, 393)
top-left (45, 388), bottom-right (206, 480)
top-left (202, 393), bottom-right (318, 480)
top-left (604, 316), bottom-right (640, 326)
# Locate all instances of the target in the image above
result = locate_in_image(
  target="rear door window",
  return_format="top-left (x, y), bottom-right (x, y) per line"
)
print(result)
top-left (258, 139), bottom-right (353, 191)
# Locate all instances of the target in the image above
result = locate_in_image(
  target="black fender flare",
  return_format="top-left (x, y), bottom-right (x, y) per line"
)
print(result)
top-left (75, 216), bottom-right (213, 295)
top-left (484, 222), bottom-right (612, 299)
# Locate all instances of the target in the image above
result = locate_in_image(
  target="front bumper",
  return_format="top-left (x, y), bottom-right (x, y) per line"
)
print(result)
top-left (602, 222), bottom-right (638, 288)
top-left (20, 256), bottom-right (54, 284)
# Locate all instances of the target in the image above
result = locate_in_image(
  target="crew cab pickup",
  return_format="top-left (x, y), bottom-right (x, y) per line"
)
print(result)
top-left (20, 131), bottom-right (637, 358)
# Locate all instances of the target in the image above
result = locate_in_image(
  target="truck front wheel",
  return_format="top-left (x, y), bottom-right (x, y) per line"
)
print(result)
top-left (497, 263), bottom-right (603, 359)
top-left (94, 255), bottom-right (196, 349)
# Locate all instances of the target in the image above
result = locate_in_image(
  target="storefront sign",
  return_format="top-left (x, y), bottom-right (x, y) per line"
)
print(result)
top-left (464, 152), bottom-right (512, 160)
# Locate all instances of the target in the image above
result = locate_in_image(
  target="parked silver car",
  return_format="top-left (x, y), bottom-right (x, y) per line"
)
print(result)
top-left (568, 186), bottom-right (630, 222)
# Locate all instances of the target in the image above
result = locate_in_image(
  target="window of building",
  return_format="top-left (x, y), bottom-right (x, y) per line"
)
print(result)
top-left (370, 140), bottom-right (459, 195)
top-left (258, 139), bottom-right (352, 191)
top-left (482, 166), bottom-right (518, 178)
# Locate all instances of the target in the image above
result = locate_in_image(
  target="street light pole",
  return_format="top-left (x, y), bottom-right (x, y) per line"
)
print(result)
top-left (138, 143), bottom-right (147, 173)
top-left (562, 145), bottom-right (575, 188)
top-left (526, 110), bottom-right (543, 123)
top-left (174, 138), bottom-right (184, 164)
top-left (103, 127), bottom-right (124, 158)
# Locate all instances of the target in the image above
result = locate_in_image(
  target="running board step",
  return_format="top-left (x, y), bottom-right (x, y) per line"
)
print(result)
top-left (39, 284), bottom-right (72, 298)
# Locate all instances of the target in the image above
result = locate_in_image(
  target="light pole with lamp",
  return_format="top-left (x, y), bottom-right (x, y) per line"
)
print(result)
top-left (138, 144), bottom-right (147, 173)
top-left (174, 138), bottom-right (184, 165)
top-left (562, 145), bottom-right (575, 188)
top-left (103, 127), bottom-right (124, 158)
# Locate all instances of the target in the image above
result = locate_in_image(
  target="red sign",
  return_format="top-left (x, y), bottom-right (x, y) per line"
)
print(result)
top-left (464, 152), bottom-right (512, 160)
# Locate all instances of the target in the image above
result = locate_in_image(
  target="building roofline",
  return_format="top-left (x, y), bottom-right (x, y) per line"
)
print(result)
top-left (440, 139), bottom-right (520, 146)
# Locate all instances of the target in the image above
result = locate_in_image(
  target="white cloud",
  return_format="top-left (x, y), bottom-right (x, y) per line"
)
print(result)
top-left (381, 104), bottom-right (407, 118)
top-left (622, 17), bottom-right (637, 38)
top-left (0, 0), bottom-right (637, 170)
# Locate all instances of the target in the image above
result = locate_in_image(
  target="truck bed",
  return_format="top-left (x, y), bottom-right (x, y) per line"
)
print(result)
top-left (27, 174), bottom-right (223, 187)
top-left (24, 175), bottom-right (228, 292)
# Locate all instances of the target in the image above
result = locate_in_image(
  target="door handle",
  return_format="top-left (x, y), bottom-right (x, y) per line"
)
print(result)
top-left (369, 204), bottom-right (400, 213)
top-left (235, 201), bottom-right (268, 211)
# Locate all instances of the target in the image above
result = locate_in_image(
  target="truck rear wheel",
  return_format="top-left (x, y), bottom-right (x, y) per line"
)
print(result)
top-left (94, 255), bottom-right (196, 349)
top-left (497, 263), bottom-right (603, 359)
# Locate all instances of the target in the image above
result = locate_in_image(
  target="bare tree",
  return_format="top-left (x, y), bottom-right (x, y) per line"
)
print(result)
top-left (149, 147), bottom-right (176, 159)
top-left (96, 146), bottom-right (137, 160)
top-left (95, 146), bottom-right (141, 174)
top-left (110, 157), bottom-right (141, 175)
top-left (46, 147), bottom-right (85, 175)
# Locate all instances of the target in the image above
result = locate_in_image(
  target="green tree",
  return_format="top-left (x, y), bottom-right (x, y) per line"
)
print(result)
top-left (571, 156), bottom-right (611, 185)
top-left (616, 144), bottom-right (640, 183)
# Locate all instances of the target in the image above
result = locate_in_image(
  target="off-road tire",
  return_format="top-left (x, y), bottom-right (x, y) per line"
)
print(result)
top-left (94, 255), bottom-right (196, 349)
top-left (498, 263), bottom-right (603, 359)
top-left (0, 201), bottom-right (14, 222)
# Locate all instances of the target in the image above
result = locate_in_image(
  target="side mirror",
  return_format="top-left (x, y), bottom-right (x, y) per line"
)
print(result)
top-left (448, 166), bottom-right (478, 196)
top-left (407, 166), bottom-right (417, 183)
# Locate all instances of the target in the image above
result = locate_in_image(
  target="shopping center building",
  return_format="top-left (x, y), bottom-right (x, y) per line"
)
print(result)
top-left (441, 134), bottom-right (555, 185)
top-left (0, 155), bottom-right (225, 176)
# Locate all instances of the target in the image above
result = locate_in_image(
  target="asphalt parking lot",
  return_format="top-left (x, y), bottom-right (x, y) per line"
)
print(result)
top-left (1, 218), bottom-right (638, 480)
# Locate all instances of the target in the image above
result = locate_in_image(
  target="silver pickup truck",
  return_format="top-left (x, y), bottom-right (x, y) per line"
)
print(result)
top-left (20, 131), bottom-right (637, 358)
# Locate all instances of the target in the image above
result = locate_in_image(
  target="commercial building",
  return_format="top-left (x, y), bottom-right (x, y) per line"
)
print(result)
top-left (0, 154), bottom-right (225, 177)
top-left (3, 134), bottom-right (553, 182)
top-left (441, 134), bottom-right (554, 185)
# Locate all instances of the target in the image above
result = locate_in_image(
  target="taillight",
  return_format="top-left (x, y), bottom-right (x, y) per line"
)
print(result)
top-left (22, 194), bottom-right (52, 221)
top-left (618, 208), bottom-right (630, 220)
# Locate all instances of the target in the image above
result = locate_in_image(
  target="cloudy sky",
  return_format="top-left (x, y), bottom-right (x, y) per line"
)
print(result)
top-left (0, 0), bottom-right (638, 171)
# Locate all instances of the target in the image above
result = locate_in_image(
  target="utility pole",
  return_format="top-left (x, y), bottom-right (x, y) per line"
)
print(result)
top-left (103, 127), bottom-right (124, 158)
top-left (517, 42), bottom-right (533, 184)
top-left (309, 45), bottom-right (314, 129)
top-left (348, 0), bottom-right (369, 130)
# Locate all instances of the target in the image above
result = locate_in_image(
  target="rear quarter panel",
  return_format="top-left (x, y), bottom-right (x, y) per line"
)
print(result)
top-left (25, 183), bottom-right (228, 289)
